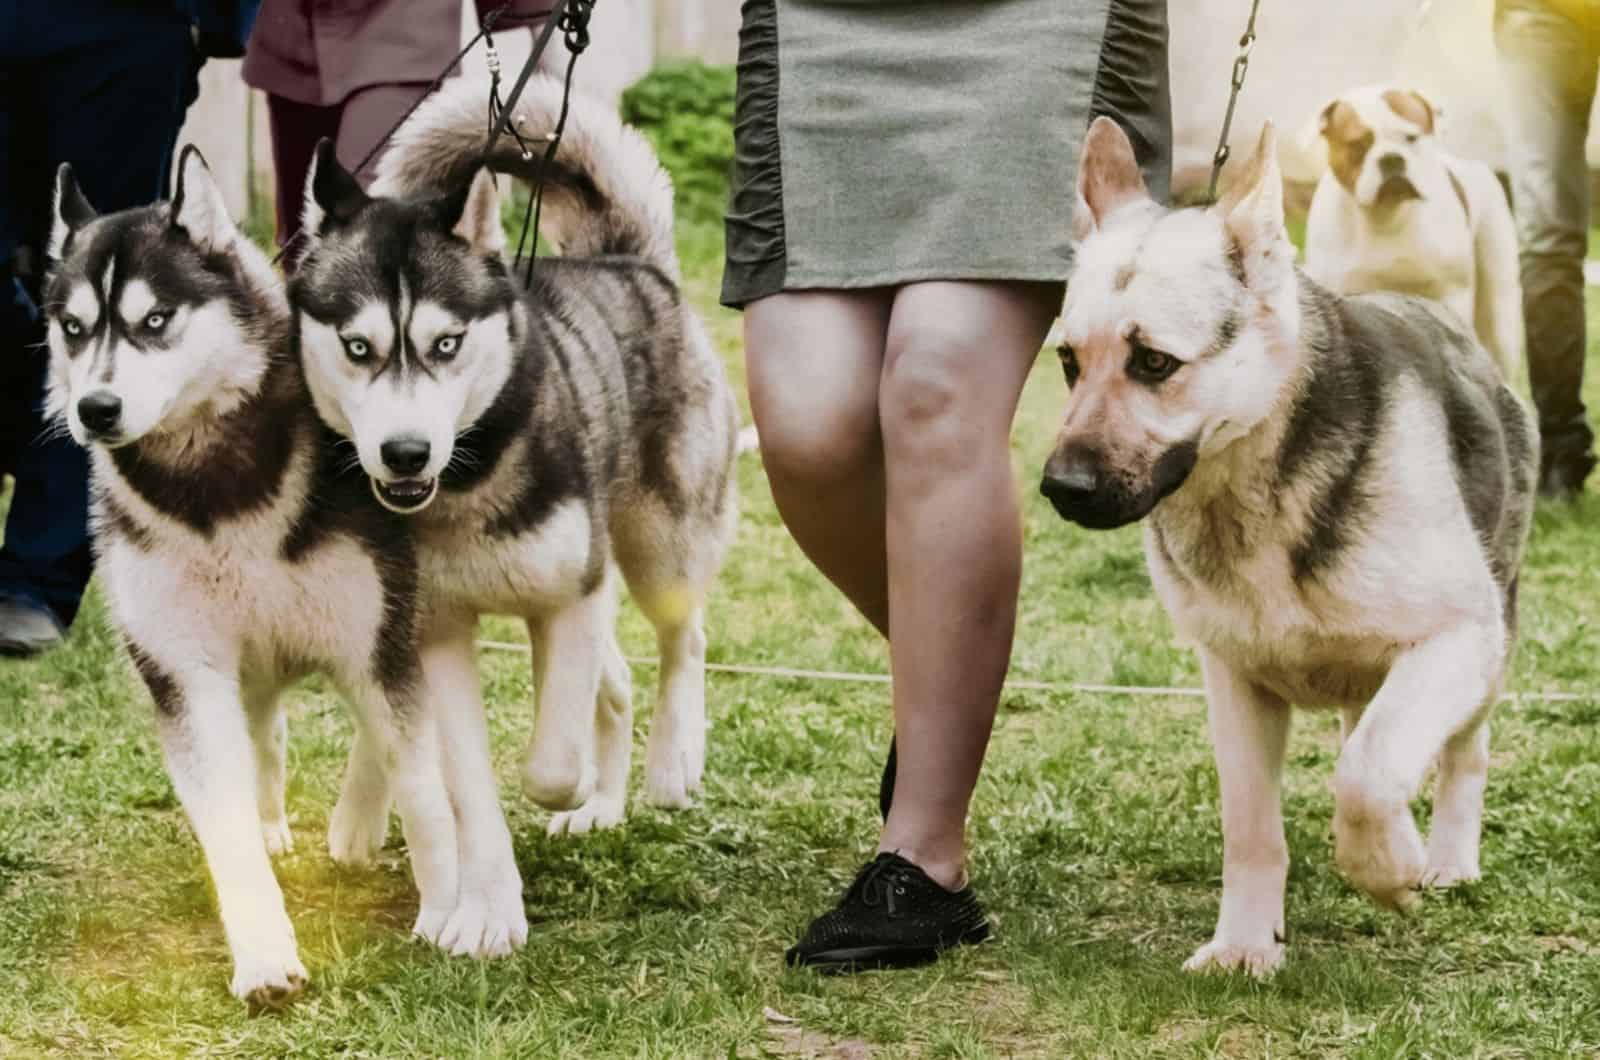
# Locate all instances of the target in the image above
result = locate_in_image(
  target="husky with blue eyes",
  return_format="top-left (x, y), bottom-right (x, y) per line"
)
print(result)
top-left (289, 75), bottom-right (738, 953)
top-left (41, 146), bottom-right (493, 1006)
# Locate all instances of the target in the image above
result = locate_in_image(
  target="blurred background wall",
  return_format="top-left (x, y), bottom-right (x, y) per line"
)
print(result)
top-left (176, 0), bottom-right (1600, 223)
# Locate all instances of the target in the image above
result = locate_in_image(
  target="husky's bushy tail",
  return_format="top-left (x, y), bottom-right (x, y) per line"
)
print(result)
top-left (372, 75), bottom-right (678, 279)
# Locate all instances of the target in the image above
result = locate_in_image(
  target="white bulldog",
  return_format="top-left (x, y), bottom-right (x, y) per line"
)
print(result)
top-left (1303, 85), bottom-right (1523, 380)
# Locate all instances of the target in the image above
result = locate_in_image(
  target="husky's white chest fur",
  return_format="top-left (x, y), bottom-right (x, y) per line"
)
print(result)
top-left (94, 448), bottom-right (389, 685)
top-left (415, 496), bottom-right (596, 620)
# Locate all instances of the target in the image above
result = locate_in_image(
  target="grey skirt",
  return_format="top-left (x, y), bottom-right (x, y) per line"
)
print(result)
top-left (720, 0), bottom-right (1173, 309)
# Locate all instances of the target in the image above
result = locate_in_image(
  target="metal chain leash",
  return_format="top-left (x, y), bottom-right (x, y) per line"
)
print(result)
top-left (1206, 0), bottom-right (1264, 203)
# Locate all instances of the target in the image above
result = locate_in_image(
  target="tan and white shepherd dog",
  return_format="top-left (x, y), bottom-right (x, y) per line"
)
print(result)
top-left (1040, 117), bottom-right (1538, 976)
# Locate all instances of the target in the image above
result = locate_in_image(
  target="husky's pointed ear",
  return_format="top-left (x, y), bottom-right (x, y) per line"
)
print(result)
top-left (442, 168), bottom-right (504, 255)
top-left (1216, 122), bottom-right (1289, 272)
top-left (304, 138), bottom-right (370, 234)
top-left (1074, 116), bottom-right (1150, 240)
top-left (49, 164), bottom-right (97, 262)
top-left (170, 146), bottom-right (235, 253)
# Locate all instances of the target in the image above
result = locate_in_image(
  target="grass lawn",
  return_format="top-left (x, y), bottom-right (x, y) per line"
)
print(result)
top-left (2, 198), bottom-right (1599, 1058)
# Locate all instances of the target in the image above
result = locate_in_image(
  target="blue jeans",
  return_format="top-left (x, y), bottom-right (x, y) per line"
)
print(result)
top-left (0, 4), bottom-right (201, 627)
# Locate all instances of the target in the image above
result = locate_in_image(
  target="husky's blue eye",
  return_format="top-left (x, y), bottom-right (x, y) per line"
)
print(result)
top-left (432, 334), bottom-right (462, 360)
top-left (342, 337), bottom-right (372, 363)
top-left (62, 318), bottom-right (83, 337)
top-left (144, 312), bottom-right (168, 332)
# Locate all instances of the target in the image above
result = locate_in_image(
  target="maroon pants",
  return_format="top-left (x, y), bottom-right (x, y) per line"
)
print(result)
top-left (267, 82), bottom-right (432, 255)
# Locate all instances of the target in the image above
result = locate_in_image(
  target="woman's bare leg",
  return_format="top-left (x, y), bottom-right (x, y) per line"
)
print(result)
top-left (876, 280), bottom-right (1063, 889)
top-left (747, 280), bottom-right (1060, 893)
top-left (744, 289), bottom-right (895, 635)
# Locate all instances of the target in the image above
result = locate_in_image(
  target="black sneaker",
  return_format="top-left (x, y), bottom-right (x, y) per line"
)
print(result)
top-left (785, 852), bottom-right (991, 972)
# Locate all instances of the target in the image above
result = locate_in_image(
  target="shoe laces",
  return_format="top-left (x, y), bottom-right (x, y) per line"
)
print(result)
top-left (846, 854), bottom-right (914, 917)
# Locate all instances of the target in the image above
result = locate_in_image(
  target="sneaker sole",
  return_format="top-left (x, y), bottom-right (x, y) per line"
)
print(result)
top-left (789, 925), bottom-right (991, 973)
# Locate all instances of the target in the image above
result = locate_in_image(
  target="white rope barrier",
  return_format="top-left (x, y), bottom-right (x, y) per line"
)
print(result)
top-left (475, 639), bottom-right (1594, 706)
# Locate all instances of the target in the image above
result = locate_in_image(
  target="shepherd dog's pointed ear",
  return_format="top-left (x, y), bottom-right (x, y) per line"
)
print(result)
top-left (49, 164), bottom-right (97, 262)
top-left (439, 168), bottom-right (505, 255)
top-left (303, 139), bottom-right (370, 234)
top-left (170, 146), bottom-right (236, 253)
top-left (1213, 122), bottom-right (1291, 286)
top-left (1073, 116), bottom-right (1151, 241)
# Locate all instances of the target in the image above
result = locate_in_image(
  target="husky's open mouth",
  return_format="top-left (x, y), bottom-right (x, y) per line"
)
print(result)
top-left (371, 476), bottom-right (439, 514)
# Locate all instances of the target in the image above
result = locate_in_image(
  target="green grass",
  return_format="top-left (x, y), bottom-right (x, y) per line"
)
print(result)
top-left (2, 205), bottom-right (1600, 1060)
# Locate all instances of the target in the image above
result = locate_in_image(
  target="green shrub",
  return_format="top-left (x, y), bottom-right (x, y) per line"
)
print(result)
top-left (620, 61), bottom-right (737, 229)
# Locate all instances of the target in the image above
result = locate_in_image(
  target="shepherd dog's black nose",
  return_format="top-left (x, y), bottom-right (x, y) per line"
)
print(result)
top-left (1040, 447), bottom-right (1100, 506)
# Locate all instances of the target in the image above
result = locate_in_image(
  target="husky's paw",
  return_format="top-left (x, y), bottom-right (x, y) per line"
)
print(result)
top-left (644, 730), bottom-right (699, 809)
top-left (230, 938), bottom-right (309, 1008)
top-left (547, 795), bottom-right (626, 837)
top-left (522, 742), bottom-right (597, 812)
top-left (411, 903), bottom-right (453, 948)
top-left (327, 798), bottom-right (388, 866)
top-left (262, 817), bottom-right (294, 857)
top-left (1421, 855), bottom-right (1480, 890)
top-left (1333, 798), bottom-right (1426, 911)
top-left (1182, 938), bottom-right (1285, 979)
top-left (643, 757), bottom-right (692, 809)
top-left (686, 719), bottom-right (707, 793)
top-left (436, 893), bottom-right (529, 958)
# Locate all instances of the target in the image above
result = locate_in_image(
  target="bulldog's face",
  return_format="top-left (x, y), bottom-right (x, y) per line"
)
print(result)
top-left (1318, 88), bottom-right (1444, 211)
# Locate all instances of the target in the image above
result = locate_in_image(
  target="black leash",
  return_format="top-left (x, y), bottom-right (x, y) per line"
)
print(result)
top-left (272, 4), bottom-right (520, 267)
top-left (1205, 0), bottom-right (1263, 204)
top-left (496, 0), bottom-right (594, 285)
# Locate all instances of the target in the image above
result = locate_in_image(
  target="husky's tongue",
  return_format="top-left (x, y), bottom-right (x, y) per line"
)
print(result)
top-left (371, 476), bottom-right (439, 514)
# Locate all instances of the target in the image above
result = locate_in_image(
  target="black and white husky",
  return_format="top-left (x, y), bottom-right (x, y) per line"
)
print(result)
top-left (289, 76), bottom-right (738, 951)
top-left (41, 149), bottom-right (466, 1005)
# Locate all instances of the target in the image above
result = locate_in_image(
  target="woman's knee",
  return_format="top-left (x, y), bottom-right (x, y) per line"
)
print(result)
top-left (879, 283), bottom-right (1057, 466)
top-left (748, 378), bottom-right (881, 485)
top-left (879, 323), bottom-right (1001, 466)
top-left (744, 294), bottom-right (887, 484)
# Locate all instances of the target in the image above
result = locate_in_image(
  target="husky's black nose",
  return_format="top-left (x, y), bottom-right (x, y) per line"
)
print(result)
top-left (1378, 152), bottom-right (1405, 178)
top-left (380, 435), bottom-right (432, 475)
top-left (77, 391), bottom-right (122, 434)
